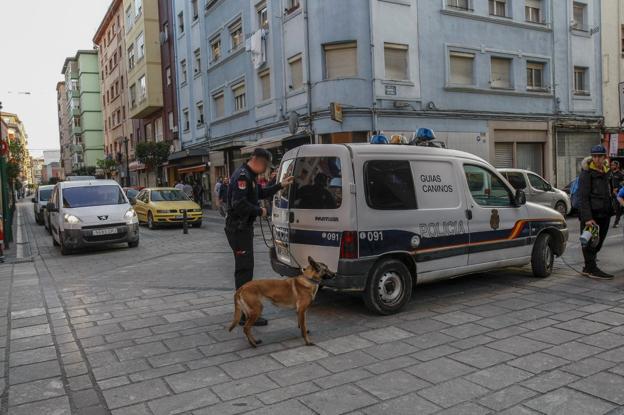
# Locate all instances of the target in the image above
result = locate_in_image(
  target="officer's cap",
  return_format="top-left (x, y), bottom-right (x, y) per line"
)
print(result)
top-left (590, 145), bottom-right (607, 155)
top-left (252, 148), bottom-right (273, 162)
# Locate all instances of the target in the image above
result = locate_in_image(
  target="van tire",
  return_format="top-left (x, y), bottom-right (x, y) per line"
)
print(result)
top-left (554, 201), bottom-right (567, 216)
top-left (363, 259), bottom-right (412, 315)
top-left (532, 233), bottom-right (554, 278)
top-left (60, 235), bottom-right (71, 256)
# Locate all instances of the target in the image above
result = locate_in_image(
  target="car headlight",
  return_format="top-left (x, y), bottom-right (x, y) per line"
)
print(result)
top-left (63, 214), bottom-right (81, 225)
top-left (124, 208), bottom-right (138, 224)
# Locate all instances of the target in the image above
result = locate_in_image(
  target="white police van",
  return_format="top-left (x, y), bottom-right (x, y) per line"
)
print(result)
top-left (270, 143), bottom-right (568, 315)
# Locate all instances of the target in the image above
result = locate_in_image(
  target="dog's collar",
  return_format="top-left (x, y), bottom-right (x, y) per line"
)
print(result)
top-left (302, 276), bottom-right (321, 285)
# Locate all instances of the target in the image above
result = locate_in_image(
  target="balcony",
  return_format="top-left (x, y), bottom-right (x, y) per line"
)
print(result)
top-left (72, 125), bottom-right (82, 136)
top-left (69, 89), bottom-right (80, 98)
top-left (70, 107), bottom-right (81, 117)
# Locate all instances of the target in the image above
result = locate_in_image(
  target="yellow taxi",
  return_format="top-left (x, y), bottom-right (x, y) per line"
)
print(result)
top-left (131, 188), bottom-right (203, 229)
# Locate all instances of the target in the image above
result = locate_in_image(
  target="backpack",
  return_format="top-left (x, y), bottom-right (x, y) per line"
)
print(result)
top-left (570, 177), bottom-right (581, 209)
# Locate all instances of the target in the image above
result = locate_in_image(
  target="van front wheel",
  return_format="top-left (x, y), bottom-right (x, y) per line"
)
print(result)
top-left (532, 233), bottom-right (554, 278)
top-left (363, 259), bottom-right (412, 315)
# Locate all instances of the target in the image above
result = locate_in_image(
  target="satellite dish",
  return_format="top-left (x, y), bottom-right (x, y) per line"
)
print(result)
top-left (288, 112), bottom-right (299, 135)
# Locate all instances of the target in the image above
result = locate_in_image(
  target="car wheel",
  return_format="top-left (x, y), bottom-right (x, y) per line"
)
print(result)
top-left (147, 212), bottom-right (156, 230)
top-left (363, 258), bottom-right (413, 315)
top-left (554, 201), bottom-right (567, 216)
top-left (59, 234), bottom-right (71, 255)
top-left (531, 233), bottom-right (554, 278)
top-left (128, 240), bottom-right (139, 248)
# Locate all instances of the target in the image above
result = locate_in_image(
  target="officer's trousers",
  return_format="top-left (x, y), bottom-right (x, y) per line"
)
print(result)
top-left (225, 225), bottom-right (254, 289)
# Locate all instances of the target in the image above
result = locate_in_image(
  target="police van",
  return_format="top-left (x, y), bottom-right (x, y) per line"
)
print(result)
top-left (270, 143), bottom-right (568, 315)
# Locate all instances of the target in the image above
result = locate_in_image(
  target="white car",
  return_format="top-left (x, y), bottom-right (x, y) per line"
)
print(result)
top-left (47, 180), bottom-right (139, 255)
top-left (32, 185), bottom-right (54, 225)
top-left (498, 168), bottom-right (571, 216)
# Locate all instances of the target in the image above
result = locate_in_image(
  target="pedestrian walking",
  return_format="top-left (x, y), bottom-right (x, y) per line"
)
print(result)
top-left (610, 160), bottom-right (624, 228)
top-left (578, 145), bottom-right (614, 279)
top-left (183, 180), bottom-right (193, 199)
top-left (224, 148), bottom-right (293, 326)
top-left (174, 180), bottom-right (185, 191)
top-left (218, 177), bottom-right (229, 217)
top-left (214, 177), bottom-right (223, 202)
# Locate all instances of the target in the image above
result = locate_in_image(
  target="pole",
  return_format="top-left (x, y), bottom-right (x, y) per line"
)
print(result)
top-left (182, 209), bottom-right (188, 234)
top-left (0, 102), bottom-right (10, 249)
top-left (124, 137), bottom-right (130, 187)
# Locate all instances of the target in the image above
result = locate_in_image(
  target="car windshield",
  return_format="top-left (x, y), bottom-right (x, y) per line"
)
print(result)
top-left (62, 185), bottom-right (127, 208)
top-left (39, 189), bottom-right (53, 201)
top-left (151, 189), bottom-right (189, 202)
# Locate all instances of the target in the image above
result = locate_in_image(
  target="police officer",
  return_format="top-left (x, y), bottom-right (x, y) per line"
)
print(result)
top-left (225, 148), bottom-right (293, 326)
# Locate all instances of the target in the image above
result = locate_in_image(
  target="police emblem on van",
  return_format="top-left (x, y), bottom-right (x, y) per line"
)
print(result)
top-left (490, 209), bottom-right (500, 230)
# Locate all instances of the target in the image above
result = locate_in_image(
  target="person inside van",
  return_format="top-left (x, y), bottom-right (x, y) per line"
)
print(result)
top-left (295, 173), bottom-right (337, 209)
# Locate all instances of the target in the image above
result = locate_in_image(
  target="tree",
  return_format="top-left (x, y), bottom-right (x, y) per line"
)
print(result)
top-left (136, 141), bottom-right (170, 171)
top-left (96, 158), bottom-right (118, 178)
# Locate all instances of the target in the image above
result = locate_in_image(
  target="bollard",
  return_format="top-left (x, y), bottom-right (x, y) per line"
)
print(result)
top-left (182, 209), bottom-right (189, 234)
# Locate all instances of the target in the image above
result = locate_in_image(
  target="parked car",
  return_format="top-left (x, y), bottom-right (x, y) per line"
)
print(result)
top-left (66, 176), bottom-right (96, 181)
top-left (499, 169), bottom-right (571, 216)
top-left (270, 143), bottom-right (568, 315)
top-left (47, 180), bottom-right (139, 255)
top-left (131, 188), bottom-right (203, 229)
top-left (31, 185), bottom-right (54, 225)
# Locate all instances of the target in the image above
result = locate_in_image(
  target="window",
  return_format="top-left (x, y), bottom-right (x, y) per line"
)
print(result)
top-left (489, 0), bottom-right (507, 17)
top-left (129, 84), bottom-right (137, 107)
top-left (574, 66), bottom-right (588, 95)
top-left (447, 0), bottom-right (471, 11)
top-left (211, 38), bottom-right (221, 62)
top-left (464, 165), bottom-right (512, 207)
top-left (180, 60), bottom-right (187, 84)
top-left (213, 92), bottom-right (225, 118)
top-left (527, 61), bottom-right (544, 89)
top-left (491, 57), bottom-right (512, 89)
top-left (573, 2), bottom-right (586, 31)
top-left (289, 55), bottom-right (304, 90)
top-left (230, 20), bottom-right (243, 50)
top-left (292, 157), bottom-right (343, 209)
top-left (196, 102), bottom-right (205, 126)
top-left (168, 111), bottom-right (174, 131)
top-left (504, 172), bottom-right (527, 190)
top-left (286, 0), bottom-right (300, 12)
top-left (145, 122), bottom-right (153, 140)
top-left (155, 117), bottom-right (163, 142)
top-left (127, 44), bottom-right (135, 69)
top-left (324, 42), bottom-right (357, 79)
top-left (162, 22), bottom-right (169, 43)
top-left (183, 109), bottom-right (190, 131)
top-left (166, 67), bottom-right (172, 86)
top-left (525, 0), bottom-right (541, 23)
top-left (194, 49), bottom-right (201, 75)
top-left (384, 43), bottom-right (409, 81)
top-left (136, 32), bottom-right (145, 60)
top-left (125, 5), bottom-right (134, 31)
top-left (138, 75), bottom-right (146, 101)
top-left (178, 12), bottom-right (185, 33)
top-left (528, 173), bottom-right (550, 191)
top-left (365, 160), bottom-right (416, 210)
top-left (134, 0), bottom-right (142, 17)
top-left (233, 82), bottom-right (246, 111)
top-left (259, 70), bottom-right (271, 101)
top-left (449, 52), bottom-right (474, 85)
top-left (257, 1), bottom-right (268, 29)
top-left (192, 0), bottom-right (199, 20)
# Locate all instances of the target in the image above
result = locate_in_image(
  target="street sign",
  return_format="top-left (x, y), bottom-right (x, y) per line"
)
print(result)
top-left (330, 102), bottom-right (343, 123)
top-left (610, 133), bottom-right (619, 157)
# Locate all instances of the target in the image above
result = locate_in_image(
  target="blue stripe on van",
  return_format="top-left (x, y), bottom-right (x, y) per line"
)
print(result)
top-left (289, 229), bottom-right (342, 247)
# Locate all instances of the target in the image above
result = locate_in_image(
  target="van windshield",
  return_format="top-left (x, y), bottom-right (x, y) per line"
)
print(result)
top-left (62, 185), bottom-right (127, 208)
top-left (292, 157), bottom-right (342, 209)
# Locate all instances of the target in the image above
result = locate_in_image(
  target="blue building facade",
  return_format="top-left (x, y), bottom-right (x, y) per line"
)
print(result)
top-left (173, 0), bottom-right (603, 194)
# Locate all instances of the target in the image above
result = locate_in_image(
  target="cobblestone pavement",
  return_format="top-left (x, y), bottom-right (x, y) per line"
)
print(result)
top-left (1, 201), bottom-right (624, 414)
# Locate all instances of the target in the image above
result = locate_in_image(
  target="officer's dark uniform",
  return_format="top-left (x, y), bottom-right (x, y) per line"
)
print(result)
top-left (225, 161), bottom-right (282, 289)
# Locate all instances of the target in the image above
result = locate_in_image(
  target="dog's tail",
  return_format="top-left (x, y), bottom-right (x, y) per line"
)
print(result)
top-left (228, 291), bottom-right (242, 332)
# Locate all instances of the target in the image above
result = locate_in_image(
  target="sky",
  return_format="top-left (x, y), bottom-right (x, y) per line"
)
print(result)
top-left (0, 0), bottom-right (111, 157)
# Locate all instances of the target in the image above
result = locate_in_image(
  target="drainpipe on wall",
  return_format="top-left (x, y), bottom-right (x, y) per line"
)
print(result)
top-left (368, 0), bottom-right (377, 133)
top-left (303, 0), bottom-right (314, 139)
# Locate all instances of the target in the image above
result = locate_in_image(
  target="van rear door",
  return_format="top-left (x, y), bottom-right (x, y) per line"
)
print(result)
top-left (271, 152), bottom-right (298, 267)
top-left (284, 145), bottom-right (353, 272)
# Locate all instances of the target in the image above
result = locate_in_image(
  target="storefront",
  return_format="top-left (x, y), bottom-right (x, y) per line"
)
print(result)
top-left (167, 148), bottom-right (210, 206)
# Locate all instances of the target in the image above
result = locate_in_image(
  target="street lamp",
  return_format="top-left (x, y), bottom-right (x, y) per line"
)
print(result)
top-left (123, 137), bottom-right (130, 187)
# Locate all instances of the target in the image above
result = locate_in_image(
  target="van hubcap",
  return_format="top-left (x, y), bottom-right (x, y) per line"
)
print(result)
top-left (377, 272), bottom-right (402, 305)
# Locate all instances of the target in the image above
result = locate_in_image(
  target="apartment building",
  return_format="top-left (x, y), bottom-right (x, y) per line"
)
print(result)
top-left (94, 0), bottom-right (135, 185)
top-left (56, 82), bottom-right (72, 177)
top-left (61, 51), bottom-right (105, 171)
top-left (1, 112), bottom-right (32, 185)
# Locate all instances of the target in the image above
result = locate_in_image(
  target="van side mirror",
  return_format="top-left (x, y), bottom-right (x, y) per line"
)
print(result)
top-left (514, 189), bottom-right (527, 206)
top-left (129, 197), bottom-right (137, 206)
top-left (46, 202), bottom-right (58, 213)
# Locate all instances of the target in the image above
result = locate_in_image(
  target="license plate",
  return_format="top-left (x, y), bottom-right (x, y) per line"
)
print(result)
top-left (92, 228), bottom-right (118, 236)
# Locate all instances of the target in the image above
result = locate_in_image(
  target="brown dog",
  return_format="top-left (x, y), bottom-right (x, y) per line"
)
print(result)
top-left (228, 257), bottom-right (335, 347)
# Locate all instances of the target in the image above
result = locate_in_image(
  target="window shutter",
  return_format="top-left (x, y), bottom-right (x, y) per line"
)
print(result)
top-left (325, 43), bottom-right (357, 79)
top-left (289, 57), bottom-right (303, 89)
top-left (449, 52), bottom-right (474, 85)
top-left (526, 0), bottom-right (541, 8)
top-left (384, 44), bottom-right (408, 80)
top-left (494, 142), bottom-right (514, 168)
top-left (491, 58), bottom-right (511, 88)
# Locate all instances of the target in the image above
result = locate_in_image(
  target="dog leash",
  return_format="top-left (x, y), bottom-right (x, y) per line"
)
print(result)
top-left (259, 215), bottom-right (304, 271)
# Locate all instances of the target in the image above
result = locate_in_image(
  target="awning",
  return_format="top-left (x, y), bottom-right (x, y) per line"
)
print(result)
top-left (210, 139), bottom-right (249, 151)
top-left (241, 133), bottom-right (293, 154)
top-left (177, 164), bottom-right (207, 174)
top-left (168, 148), bottom-right (210, 161)
top-left (129, 161), bottom-right (146, 172)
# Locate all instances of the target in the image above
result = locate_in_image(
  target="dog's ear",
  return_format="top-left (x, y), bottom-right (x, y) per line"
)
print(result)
top-left (308, 256), bottom-right (320, 271)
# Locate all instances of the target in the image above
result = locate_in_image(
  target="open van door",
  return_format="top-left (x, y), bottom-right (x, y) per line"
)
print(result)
top-left (271, 149), bottom-right (299, 270)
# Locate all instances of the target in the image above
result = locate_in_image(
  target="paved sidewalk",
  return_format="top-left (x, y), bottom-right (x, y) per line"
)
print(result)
top-left (1, 201), bottom-right (624, 414)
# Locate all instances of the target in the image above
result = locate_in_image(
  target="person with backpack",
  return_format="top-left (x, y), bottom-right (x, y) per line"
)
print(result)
top-left (577, 145), bottom-right (614, 280)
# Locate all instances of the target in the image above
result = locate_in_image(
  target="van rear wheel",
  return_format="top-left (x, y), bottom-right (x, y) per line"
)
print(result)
top-left (363, 259), bottom-right (412, 315)
top-left (532, 233), bottom-right (554, 278)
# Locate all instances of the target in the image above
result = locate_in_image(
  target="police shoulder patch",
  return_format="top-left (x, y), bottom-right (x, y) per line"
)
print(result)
top-left (237, 179), bottom-right (247, 190)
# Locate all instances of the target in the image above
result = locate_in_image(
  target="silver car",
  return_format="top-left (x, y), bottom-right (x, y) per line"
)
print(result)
top-left (499, 168), bottom-right (571, 216)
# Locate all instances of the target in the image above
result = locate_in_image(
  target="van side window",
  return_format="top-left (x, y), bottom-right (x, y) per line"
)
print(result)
top-left (464, 165), bottom-right (512, 207)
top-left (275, 158), bottom-right (295, 209)
top-left (365, 160), bottom-right (417, 210)
top-left (528, 173), bottom-right (550, 191)
top-left (292, 157), bottom-right (342, 209)
top-left (504, 172), bottom-right (527, 190)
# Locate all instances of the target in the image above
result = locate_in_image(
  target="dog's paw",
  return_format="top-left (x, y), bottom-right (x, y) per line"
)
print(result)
top-left (256, 339), bottom-right (263, 345)
top-left (305, 341), bottom-right (315, 346)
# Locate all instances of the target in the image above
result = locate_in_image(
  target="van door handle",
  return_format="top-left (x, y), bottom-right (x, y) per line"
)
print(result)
top-left (465, 209), bottom-right (473, 220)
top-left (289, 212), bottom-right (295, 223)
